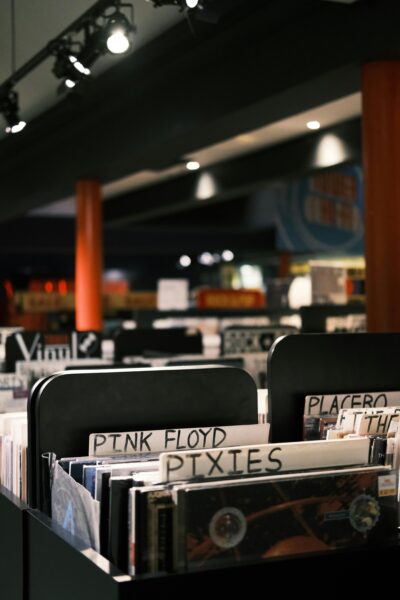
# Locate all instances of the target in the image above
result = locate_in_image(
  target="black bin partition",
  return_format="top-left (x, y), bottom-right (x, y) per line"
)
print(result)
top-left (267, 332), bottom-right (400, 443)
top-left (28, 366), bottom-right (257, 509)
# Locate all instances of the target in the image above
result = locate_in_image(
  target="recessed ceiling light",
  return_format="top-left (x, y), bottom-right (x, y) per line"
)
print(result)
top-left (307, 120), bottom-right (321, 131)
top-left (198, 252), bottom-right (214, 266)
top-left (222, 250), bottom-right (234, 262)
top-left (179, 255), bottom-right (191, 267)
top-left (195, 172), bottom-right (217, 200)
top-left (186, 160), bottom-right (200, 171)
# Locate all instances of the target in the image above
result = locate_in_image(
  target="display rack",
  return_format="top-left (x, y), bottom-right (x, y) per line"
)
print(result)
top-left (300, 304), bottom-right (365, 333)
top-left (221, 324), bottom-right (298, 354)
top-left (2, 336), bottom-right (400, 599)
top-left (267, 332), bottom-right (400, 442)
top-left (127, 308), bottom-right (296, 328)
top-left (28, 366), bottom-right (257, 510)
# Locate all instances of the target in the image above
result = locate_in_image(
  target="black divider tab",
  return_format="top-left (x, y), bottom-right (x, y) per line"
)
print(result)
top-left (28, 365), bottom-right (257, 509)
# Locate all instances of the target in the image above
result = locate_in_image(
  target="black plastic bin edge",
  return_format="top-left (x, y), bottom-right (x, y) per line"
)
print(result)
top-left (26, 508), bottom-right (400, 599)
top-left (0, 486), bottom-right (28, 600)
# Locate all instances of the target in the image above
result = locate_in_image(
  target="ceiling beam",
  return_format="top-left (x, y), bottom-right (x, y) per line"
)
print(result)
top-left (104, 117), bottom-right (361, 225)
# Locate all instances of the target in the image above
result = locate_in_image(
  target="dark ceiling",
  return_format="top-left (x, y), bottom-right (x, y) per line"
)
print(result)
top-left (2, 0), bottom-right (395, 220)
top-left (0, 0), bottom-right (397, 279)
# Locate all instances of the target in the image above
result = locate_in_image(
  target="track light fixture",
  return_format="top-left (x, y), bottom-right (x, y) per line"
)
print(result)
top-left (77, 28), bottom-right (107, 71)
top-left (105, 5), bottom-right (135, 54)
top-left (52, 42), bottom-right (91, 90)
top-left (52, 3), bottom-right (135, 89)
top-left (0, 89), bottom-right (26, 134)
top-left (0, 1), bottom-right (136, 121)
top-left (151, 0), bottom-right (200, 9)
top-left (0, 0), bottom-right (204, 130)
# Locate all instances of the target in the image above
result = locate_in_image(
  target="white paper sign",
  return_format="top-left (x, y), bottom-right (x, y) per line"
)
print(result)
top-left (257, 389), bottom-right (268, 423)
top-left (304, 391), bottom-right (400, 416)
top-left (157, 279), bottom-right (189, 311)
top-left (89, 423), bottom-right (269, 457)
top-left (337, 406), bottom-right (400, 433)
top-left (160, 437), bottom-right (370, 482)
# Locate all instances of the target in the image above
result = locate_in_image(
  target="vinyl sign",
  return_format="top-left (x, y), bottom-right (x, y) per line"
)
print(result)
top-left (5, 331), bottom-right (101, 372)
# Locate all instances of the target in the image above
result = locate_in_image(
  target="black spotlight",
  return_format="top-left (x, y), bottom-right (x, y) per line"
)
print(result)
top-left (0, 90), bottom-right (26, 134)
top-left (105, 4), bottom-right (135, 55)
top-left (52, 43), bottom-right (91, 90)
top-left (77, 29), bottom-right (107, 71)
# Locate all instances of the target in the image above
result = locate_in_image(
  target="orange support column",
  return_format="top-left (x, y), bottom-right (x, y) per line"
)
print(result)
top-left (278, 252), bottom-right (291, 279)
top-left (75, 180), bottom-right (103, 331)
top-left (362, 62), bottom-right (400, 332)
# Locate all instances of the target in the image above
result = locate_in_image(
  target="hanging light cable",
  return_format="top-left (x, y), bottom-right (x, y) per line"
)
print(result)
top-left (51, 40), bottom-right (91, 90)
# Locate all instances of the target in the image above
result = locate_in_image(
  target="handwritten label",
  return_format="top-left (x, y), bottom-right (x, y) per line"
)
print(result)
top-left (304, 391), bottom-right (400, 416)
top-left (88, 424), bottom-right (269, 457)
top-left (160, 438), bottom-right (370, 482)
top-left (335, 406), bottom-right (400, 434)
top-left (356, 413), bottom-right (400, 436)
top-left (337, 407), bottom-right (400, 432)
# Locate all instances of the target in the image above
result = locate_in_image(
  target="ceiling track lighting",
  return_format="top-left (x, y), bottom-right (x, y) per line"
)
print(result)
top-left (0, 0), bottom-right (136, 132)
top-left (51, 41), bottom-right (92, 90)
top-left (0, 89), bottom-right (26, 135)
top-left (0, 0), bottom-right (203, 133)
top-left (105, 3), bottom-right (136, 54)
top-left (77, 27), bottom-right (108, 70)
top-left (151, 0), bottom-right (201, 10)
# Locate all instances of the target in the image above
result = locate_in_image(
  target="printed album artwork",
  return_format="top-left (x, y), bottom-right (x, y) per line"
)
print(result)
top-left (176, 470), bottom-right (397, 572)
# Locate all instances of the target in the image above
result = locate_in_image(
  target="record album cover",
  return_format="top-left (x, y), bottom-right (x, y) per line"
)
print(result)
top-left (175, 469), bottom-right (397, 572)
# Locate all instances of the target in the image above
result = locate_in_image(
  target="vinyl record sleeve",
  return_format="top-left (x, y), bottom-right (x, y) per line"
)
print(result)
top-left (175, 468), bottom-right (397, 572)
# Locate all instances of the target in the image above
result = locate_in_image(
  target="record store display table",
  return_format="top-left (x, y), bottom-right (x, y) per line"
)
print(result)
top-left (2, 333), bottom-right (400, 599)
